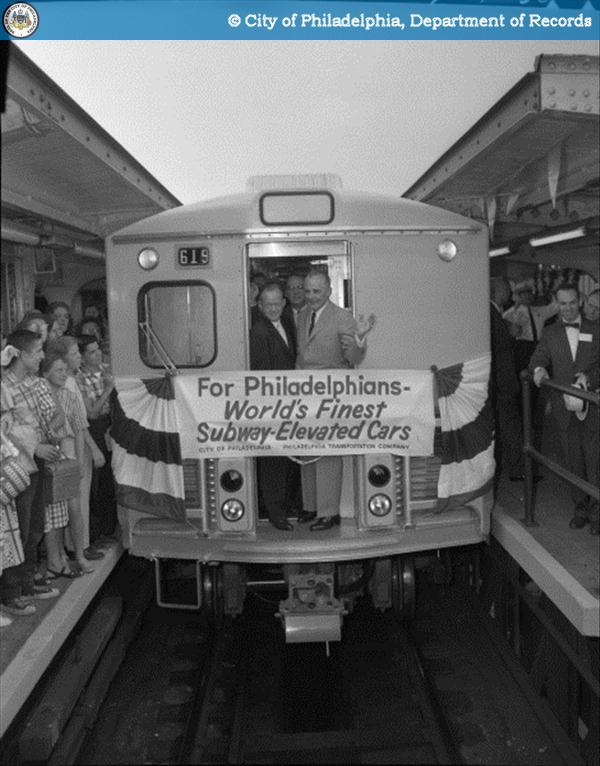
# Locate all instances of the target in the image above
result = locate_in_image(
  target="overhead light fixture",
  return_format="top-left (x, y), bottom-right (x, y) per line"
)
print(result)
top-left (529, 226), bottom-right (586, 248)
top-left (489, 246), bottom-right (510, 257)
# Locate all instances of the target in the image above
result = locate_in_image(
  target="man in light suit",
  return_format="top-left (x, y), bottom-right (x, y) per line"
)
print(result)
top-left (250, 283), bottom-right (298, 530)
top-left (529, 282), bottom-right (599, 533)
top-left (296, 270), bottom-right (375, 531)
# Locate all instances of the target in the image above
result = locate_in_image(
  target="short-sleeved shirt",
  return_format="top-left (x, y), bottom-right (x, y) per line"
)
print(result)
top-left (76, 364), bottom-right (110, 418)
top-left (65, 376), bottom-right (90, 427)
top-left (56, 386), bottom-right (88, 433)
top-left (1, 371), bottom-right (58, 472)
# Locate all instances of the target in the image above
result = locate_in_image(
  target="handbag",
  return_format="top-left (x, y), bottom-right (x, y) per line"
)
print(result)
top-left (44, 456), bottom-right (80, 504)
top-left (0, 455), bottom-right (31, 505)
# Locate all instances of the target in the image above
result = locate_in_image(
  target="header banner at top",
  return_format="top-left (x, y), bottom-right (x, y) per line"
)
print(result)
top-left (2, 1), bottom-right (599, 40)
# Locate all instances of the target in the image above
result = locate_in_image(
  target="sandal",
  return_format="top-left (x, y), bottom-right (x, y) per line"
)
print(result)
top-left (46, 566), bottom-right (82, 580)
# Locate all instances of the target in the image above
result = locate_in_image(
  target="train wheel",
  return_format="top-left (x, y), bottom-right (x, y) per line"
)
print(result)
top-left (391, 555), bottom-right (416, 620)
top-left (222, 563), bottom-right (247, 617)
top-left (202, 565), bottom-right (224, 624)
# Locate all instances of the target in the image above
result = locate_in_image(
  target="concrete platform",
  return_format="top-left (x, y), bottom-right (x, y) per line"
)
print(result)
top-left (0, 541), bottom-right (123, 738)
top-left (493, 468), bottom-right (599, 637)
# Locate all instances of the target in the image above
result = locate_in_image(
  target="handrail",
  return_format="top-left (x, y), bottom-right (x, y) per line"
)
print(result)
top-left (138, 321), bottom-right (179, 375)
top-left (519, 371), bottom-right (599, 526)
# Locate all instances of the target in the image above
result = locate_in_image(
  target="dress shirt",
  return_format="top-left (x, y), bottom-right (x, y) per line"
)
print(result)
top-left (307, 304), bottom-right (327, 338)
top-left (563, 319), bottom-right (581, 361)
top-left (272, 320), bottom-right (288, 346)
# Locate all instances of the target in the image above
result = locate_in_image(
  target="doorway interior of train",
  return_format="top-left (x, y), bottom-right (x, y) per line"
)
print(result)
top-left (247, 241), bottom-right (354, 522)
top-left (247, 240), bottom-right (353, 312)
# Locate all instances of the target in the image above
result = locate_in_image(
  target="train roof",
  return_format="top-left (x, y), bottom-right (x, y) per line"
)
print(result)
top-left (111, 182), bottom-right (483, 243)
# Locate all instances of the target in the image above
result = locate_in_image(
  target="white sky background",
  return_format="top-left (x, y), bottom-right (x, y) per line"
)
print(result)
top-left (16, 39), bottom-right (600, 204)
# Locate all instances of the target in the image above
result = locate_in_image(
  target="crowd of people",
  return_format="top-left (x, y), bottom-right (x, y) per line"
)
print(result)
top-left (490, 276), bottom-right (599, 534)
top-left (0, 303), bottom-right (116, 627)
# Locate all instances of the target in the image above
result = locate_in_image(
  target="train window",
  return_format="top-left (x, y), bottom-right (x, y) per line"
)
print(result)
top-left (247, 241), bottom-right (352, 310)
top-left (137, 281), bottom-right (216, 369)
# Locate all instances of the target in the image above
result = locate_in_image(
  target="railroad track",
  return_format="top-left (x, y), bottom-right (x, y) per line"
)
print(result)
top-left (180, 591), bottom-right (458, 764)
top-left (36, 560), bottom-right (581, 765)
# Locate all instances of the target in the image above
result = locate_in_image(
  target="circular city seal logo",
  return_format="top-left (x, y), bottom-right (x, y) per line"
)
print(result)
top-left (3, 3), bottom-right (39, 37)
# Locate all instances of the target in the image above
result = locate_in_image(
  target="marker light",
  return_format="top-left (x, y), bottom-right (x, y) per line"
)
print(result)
top-left (138, 247), bottom-right (159, 270)
top-left (368, 494), bottom-right (392, 517)
top-left (368, 465), bottom-right (391, 488)
top-left (220, 469), bottom-right (244, 493)
top-left (221, 499), bottom-right (245, 522)
top-left (437, 240), bottom-right (457, 262)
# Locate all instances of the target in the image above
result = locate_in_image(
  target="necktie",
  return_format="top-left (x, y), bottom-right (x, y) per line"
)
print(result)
top-left (308, 311), bottom-right (316, 337)
top-left (528, 308), bottom-right (538, 343)
top-left (563, 322), bottom-right (580, 328)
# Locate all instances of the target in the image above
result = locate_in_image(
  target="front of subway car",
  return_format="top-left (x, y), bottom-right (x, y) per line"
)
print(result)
top-left (106, 175), bottom-right (492, 639)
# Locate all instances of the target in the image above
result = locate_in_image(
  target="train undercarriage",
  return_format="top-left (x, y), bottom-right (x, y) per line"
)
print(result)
top-left (151, 549), bottom-right (480, 645)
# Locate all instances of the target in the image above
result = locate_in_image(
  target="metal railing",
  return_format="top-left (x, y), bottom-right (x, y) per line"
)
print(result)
top-left (519, 371), bottom-right (599, 526)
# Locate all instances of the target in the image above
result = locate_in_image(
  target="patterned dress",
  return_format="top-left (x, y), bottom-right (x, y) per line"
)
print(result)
top-left (44, 388), bottom-right (78, 533)
top-left (0, 431), bottom-right (25, 573)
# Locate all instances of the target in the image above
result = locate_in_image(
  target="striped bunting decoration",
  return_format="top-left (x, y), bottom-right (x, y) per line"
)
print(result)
top-left (111, 376), bottom-right (186, 520)
top-left (434, 354), bottom-right (495, 510)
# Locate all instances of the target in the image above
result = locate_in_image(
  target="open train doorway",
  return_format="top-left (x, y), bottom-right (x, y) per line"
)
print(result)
top-left (247, 240), bottom-right (353, 313)
top-left (246, 239), bottom-right (357, 525)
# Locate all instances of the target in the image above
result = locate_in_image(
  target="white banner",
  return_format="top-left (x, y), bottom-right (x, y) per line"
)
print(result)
top-left (175, 370), bottom-right (434, 459)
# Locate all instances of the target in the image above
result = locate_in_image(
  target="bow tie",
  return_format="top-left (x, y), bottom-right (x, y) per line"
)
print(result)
top-left (563, 322), bottom-right (580, 328)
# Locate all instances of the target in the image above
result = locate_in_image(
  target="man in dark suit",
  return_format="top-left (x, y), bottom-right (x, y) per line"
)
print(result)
top-left (489, 277), bottom-right (525, 484)
top-left (296, 270), bottom-right (375, 531)
top-left (250, 282), bottom-right (298, 530)
top-left (529, 282), bottom-right (599, 533)
top-left (248, 271), bottom-right (268, 327)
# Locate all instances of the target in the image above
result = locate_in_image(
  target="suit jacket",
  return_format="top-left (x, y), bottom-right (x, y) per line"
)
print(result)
top-left (249, 314), bottom-right (296, 371)
top-left (279, 306), bottom-right (297, 349)
top-left (490, 303), bottom-right (519, 400)
top-left (282, 304), bottom-right (308, 333)
top-left (296, 301), bottom-right (365, 370)
top-left (528, 318), bottom-right (599, 429)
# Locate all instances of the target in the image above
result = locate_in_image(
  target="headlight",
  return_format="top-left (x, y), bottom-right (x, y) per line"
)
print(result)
top-left (221, 499), bottom-right (245, 522)
top-left (368, 465), bottom-right (391, 487)
top-left (220, 469), bottom-right (244, 492)
top-left (138, 247), bottom-right (159, 270)
top-left (437, 239), bottom-right (457, 262)
top-left (368, 494), bottom-right (392, 517)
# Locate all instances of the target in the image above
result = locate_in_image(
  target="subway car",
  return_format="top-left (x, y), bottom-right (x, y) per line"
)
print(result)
top-left (106, 175), bottom-right (494, 642)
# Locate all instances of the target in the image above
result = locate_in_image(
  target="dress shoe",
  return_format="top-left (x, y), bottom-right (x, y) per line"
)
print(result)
top-left (269, 518), bottom-right (294, 531)
top-left (569, 515), bottom-right (588, 530)
top-left (297, 511), bottom-right (317, 524)
top-left (309, 515), bottom-right (341, 532)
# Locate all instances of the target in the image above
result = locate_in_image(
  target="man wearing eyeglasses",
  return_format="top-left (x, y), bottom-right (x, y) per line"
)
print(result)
top-left (529, 283), bottom-right (599, 534)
